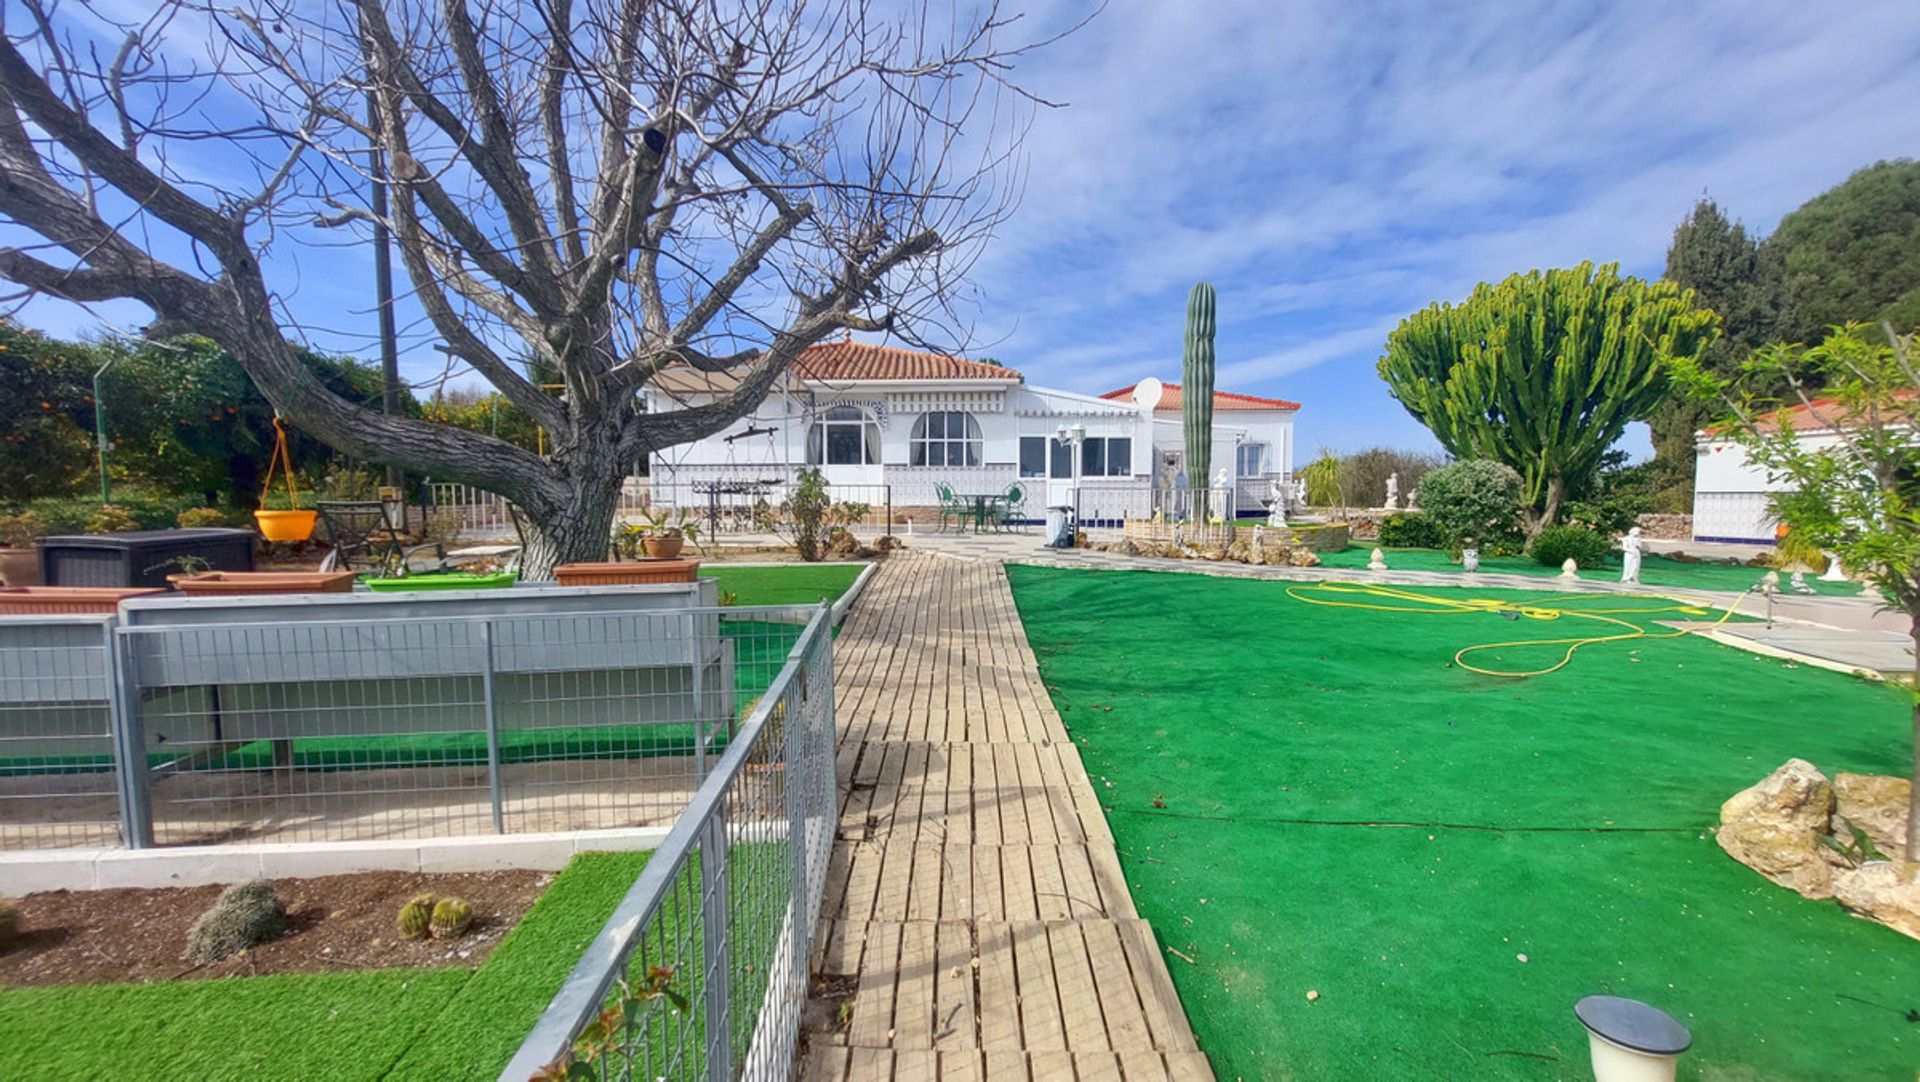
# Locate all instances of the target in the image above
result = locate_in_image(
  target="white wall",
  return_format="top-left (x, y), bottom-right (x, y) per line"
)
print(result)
top-left (1691, 432), bottom-right (1842, 543)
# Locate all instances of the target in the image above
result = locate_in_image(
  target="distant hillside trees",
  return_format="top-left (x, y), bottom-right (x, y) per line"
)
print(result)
top-left (1652, 159), bottom-right (1920, 507)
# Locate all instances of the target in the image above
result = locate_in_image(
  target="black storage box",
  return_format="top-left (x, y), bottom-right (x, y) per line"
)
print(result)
top-left (39, 528), bottom-right (256, 588)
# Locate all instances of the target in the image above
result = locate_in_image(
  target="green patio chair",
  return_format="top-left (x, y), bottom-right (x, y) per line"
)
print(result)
top-left (935, 483), bottom-right (964, 531)
top-left (997, 484), bottom-right (1025, 532)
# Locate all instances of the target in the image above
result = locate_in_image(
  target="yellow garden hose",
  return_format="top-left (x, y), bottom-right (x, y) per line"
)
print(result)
top-left (1282, 580), bottom-right (1746, 678)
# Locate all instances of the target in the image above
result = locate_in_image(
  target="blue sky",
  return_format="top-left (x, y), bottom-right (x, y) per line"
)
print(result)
top-left (15, 0), bottom-right (1920, 460)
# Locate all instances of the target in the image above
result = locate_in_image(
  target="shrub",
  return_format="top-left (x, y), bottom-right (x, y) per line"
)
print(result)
top-left (176, 507), bottom-right (237, 529)
top-left (1416, 460), bottom-right (1524, 549)
top-left (0, 511), bottom-right (48, 548)
top-left (25, 490), bottom-right (198, 533)
top-left (83, 505), bottom-right (138, 534)
top-left (186, 880), bottom-right (286, 964)
top-left (1528, 524), bottom-right (1615, 568)
top-left (429, 897), bottom-right (474, 939)
top-left (397, 893), bottom-right (435, 941)
top-left (1376, 512), bottom-right (1443, 549)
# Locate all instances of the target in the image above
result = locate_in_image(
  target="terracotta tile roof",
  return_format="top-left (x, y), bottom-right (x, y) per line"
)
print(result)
top-left (1709, 389), bottom-right (1918, 436)
top-left (791, 339), bottom-right (1020, 382)
top-left (1099, 382), bottom-right (1301, 412)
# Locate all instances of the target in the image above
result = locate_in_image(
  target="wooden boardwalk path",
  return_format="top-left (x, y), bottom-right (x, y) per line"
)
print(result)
top-left (801, 553), bottom-right (1211, 1081)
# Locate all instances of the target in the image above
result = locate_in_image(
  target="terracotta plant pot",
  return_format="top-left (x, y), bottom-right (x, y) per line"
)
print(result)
top-left (642, 533), bottom-right (685, 559)
top-left (254, 509), bottom-right (317, 542)
top-left (553, 559), bottom-right (701, 586)
top-left (0, 546), bottom-right (42, 587)
top-left (0, 586), bottom-right (165, 614)
top-left (167, 570), bottom-right (358, 595)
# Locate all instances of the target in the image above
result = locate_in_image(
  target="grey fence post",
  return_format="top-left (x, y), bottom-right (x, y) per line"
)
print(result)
top-left (109, 627), bottom-right (153, 849)
top-left (700, 809), bottom-right (733, 1081)
top-left (479, 619), bottom-right (504, 834)
top-left (885, 484), bottom-right (892, 539)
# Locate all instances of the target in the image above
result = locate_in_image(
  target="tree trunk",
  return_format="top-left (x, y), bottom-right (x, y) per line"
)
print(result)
top-left (1524, 474), bottom-right (1567, 541)
top-left (516, 456), bottom-right (625, 581)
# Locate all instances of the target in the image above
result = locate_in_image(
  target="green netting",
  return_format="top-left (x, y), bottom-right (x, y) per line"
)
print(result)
top-left (1008, 564), bottom-right (1920, 1081)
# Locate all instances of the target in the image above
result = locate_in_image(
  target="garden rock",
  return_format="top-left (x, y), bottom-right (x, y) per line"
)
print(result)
top-left (1716, 759), bottom-right (1842, 899)
top-left (1833, 772), bottom-right (1911, 858)
top-left (1831, 861), bottom-right (1920, 941)
top-left (1287, 548), bottom-right (1321, 568)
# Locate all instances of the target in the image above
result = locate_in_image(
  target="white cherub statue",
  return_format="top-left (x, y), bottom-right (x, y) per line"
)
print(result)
top-left (1385, 472), bottom-right (1400, 510)
top-left (1620, 526), bottom-right (1644, 585)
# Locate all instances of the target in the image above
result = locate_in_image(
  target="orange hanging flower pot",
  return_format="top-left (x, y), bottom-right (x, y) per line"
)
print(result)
top-left (254, 509), bottom-right (318, 542)
top-left (253, 415), bottom-right (316, 542)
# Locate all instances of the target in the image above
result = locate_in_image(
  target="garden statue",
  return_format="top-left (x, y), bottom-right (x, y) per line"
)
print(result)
top-left (1385, 473), bottom-right (1399, 509)
top-left (1819, 552), bottom-right (1848, 582)
top-left (1620, 526), bottom-right (1644, 584)
top-left (1461, 546), bottom-right (1480, 572)
top-left (1790, 571), bottom-right (1816, 595)
top-left (1267, 480), bottom-right (1288, 526)
top-left (1561, 557), bottom-right (1579, 579)
top-left (1292, 478), bottom-right (1308, 508)
top-left (1369, 547), bottom-right (1388, 571)
top-left (1407, 485), bottom-right (1420, 511)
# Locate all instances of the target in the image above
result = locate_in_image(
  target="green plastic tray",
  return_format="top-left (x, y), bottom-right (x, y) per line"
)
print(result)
top-left (362, 571), bottom-right (518, 591)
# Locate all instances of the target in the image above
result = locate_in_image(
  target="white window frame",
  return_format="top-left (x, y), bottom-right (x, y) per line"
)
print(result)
top-left (910, 411), bottom-right (984, 467)
top-left (807, 405), bottom-right (880, 466)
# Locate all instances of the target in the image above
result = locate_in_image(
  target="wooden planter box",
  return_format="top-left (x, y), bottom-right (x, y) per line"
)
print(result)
top-left (167, 570), bottom-right (358, 595)
top-left (553, 560), bottom-right (701, 586)
top-left (0, 586), bottom-right (165, 614)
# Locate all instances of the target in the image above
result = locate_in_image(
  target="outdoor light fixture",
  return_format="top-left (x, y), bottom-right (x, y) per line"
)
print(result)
top-left (1574, 995), bottom-right (1691, 1082)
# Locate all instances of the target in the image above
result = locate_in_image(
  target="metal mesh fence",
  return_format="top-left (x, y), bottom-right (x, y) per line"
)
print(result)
top-left (0, 617), bottom-right (125, 849)
top-left (0, 606), bottom-right (819, 850)
top-left (502, 605), bottom-right (836, 1081)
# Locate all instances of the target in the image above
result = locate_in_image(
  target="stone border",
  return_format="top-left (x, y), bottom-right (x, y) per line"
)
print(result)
top-left (0, 826), bottom-right (668, 894)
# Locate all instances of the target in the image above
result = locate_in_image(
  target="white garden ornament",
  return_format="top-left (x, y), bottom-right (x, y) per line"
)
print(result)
top-left (1561, 558), bottom-right (1579, 579)
top-left (1461, 547), bottom-right (1480, 573)
top-left (1620, 526), bottom-right (1644, 585)
top-left (1368, 548), bottom-right (1388, 571)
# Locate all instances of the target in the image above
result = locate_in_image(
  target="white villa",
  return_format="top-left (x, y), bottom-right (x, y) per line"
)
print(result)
top-left (1691, 393), bottom-right (1907, 544)
top-left (645, 339), bottom-right (1300, 524)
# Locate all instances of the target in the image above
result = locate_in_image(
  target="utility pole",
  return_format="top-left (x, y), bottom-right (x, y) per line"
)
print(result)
top-left (369, 91), bottom-right (401, 491)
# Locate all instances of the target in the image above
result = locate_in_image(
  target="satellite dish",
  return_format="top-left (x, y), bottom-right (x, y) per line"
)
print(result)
top-left (1131, 377), bottom-right (1164, 411)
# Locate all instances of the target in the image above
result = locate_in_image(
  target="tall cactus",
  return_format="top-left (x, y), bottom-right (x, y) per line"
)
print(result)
top-left (1182, 282), bottom-right (1217, 523)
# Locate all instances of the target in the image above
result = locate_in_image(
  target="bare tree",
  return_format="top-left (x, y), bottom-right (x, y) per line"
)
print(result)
top-left (0, 0), bottom-right (1057, 574)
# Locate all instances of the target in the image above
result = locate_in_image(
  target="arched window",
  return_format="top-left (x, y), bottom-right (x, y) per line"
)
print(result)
top-left (909, 411), bottom-right (983, 467)
top-left (807, 405), bottom-right (880, 466)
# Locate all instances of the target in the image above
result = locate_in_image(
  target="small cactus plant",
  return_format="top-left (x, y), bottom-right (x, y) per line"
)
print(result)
top-left (429, 897), bottom-right (473, 939)
top-left (397, 893), bottom-right (435, 941)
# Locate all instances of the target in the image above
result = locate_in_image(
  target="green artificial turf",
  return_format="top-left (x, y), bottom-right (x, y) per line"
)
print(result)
top-left (706, 562), bottom-right (864, 606)
top-left (0, 969), bottom-right (471, 1082)
top-left (0, 850), bottom-right (647, 1081)
top-left (386, 850), bottom-right (649, 1080)
top-left (1318, 544), bottom-right (1862, 596)
top-left (1006, 564), bottom-right (1920, 1081)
